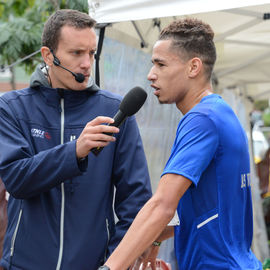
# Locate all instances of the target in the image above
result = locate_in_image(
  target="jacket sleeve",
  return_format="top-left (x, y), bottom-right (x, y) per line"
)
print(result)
top-left (0, 97), bottom-right (85, 199)
top-left (107, 115), bottom-right (152, 255)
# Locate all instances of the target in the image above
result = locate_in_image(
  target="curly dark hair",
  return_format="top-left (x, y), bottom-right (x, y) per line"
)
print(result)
top-left (159, 18), bottom-right (216, 80)
top-left (42, 9), bottom-right (96, 52)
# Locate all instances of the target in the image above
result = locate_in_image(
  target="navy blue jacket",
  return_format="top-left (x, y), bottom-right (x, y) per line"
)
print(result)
top-left (0, 68), bottom-right (152, 270)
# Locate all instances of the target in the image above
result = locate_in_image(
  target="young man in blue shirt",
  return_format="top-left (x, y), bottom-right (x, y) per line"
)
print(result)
top-left (100, 18), bottom-right (262, 270)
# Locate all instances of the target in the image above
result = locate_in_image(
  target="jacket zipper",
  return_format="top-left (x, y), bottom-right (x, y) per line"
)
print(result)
top-left (56, 98), bottom-right (65, 270)
top-left (104, 218), bottom-right (110, 261)
top-left (10, 208), bottom-right (23, 258)
top-left (69, 135), bottom-right (76, 193)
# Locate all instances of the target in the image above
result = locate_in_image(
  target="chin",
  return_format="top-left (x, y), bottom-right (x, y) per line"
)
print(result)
top-left (74, 83), bottom-right (87, 90)
top-left (157, 97), bottom-right (168, 104)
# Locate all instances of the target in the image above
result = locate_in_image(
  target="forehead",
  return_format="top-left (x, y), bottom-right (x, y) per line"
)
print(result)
top-left (58, 25), bottom-right (97, 48)
top-left (152, 39), bottom-right (181, 61)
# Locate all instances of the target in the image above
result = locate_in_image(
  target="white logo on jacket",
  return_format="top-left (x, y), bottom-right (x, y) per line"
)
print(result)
top-left (31, 128), bottom-right (51, 139)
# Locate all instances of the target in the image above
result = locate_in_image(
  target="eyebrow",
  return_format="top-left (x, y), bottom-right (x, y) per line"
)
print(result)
top-left (68, 48), bottom-right (84, 52)
top-left (152, 58), bottom-right (166, 64)
top-left (68, 47), bottom-right (97, 52)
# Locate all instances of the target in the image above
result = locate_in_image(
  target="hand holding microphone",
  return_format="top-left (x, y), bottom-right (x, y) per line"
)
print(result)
top-left (76, 116), bottom-right (120, 159)
top-left (76, 87), bottom-right (147, 159)
top-left (91, 86), bottom-right (147, 155)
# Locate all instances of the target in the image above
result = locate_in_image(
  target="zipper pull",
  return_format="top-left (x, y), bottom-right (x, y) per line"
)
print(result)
top-left (70, 135), bottom-right (76, 141)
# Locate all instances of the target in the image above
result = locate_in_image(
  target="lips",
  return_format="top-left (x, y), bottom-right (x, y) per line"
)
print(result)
top-left (151, 84), bottom-right (160, 96)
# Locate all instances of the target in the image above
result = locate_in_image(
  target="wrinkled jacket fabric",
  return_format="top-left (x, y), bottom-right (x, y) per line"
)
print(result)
top-left (0, 66), bottom-right (152, 270)
top-left (0, 178), bottom-right (7, 266)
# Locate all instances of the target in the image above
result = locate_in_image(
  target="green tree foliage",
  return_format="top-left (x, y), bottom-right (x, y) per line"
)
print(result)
top-left (254, 99), bottom-right (269, 112)
top-left (0, 0), bottom-right (88, 88)
top-left (263, 108), bottom-right (270, 127)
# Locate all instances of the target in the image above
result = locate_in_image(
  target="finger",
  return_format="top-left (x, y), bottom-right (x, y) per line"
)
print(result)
top-left (129, 261), bottom-right (135, 270)
top-left (142, 261), bottom-right (151, 270)
top-left (89, 116), bottom-right (115, 126)
top-left (148, 255), bottom-right (157, 270)
top-left (151, 262), bottom-right (156, 270)
top-left (99, 125), bottom-right (119, 135)
top-left (84, 124), bottom-right (119, 136)
top-left (90, 140), bottom-right (110, 149)
top-left (92, 133), bottom-right (117, 142)
top-left (85, 132), bottom-right (118, 145)
top-left (131, 258), bottom-right (142, 270)
top-left (141, 262), bottom-right (148, 270)
top-left (78, 132), bottom-right (116, 145)
top-left (141, 256), bottom-right (148, 270)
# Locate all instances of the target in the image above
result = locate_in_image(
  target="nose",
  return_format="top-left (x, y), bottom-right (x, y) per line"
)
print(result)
top-left (80, 53), bottom-right (92, 70)
top-left (147, 67), bottom-right (157, 81)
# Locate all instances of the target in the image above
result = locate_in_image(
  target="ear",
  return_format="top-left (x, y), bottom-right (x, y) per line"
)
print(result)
top-left (41, 46), bottom-right (54, 67)
top-left (188, 57), bottom-right (202, 78)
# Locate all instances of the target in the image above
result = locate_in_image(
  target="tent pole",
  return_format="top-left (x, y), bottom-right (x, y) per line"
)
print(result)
top-left (131, 21), bottom-right (148, 48)
top-left (95, 26), bottom-right (106, 87)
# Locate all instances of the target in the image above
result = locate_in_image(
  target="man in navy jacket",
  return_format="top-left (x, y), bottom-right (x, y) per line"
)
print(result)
top-left (0, 9), bottom-right (151, 270)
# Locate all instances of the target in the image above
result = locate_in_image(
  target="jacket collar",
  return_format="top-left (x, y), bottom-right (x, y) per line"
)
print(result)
top-left (30, 64), bottom-right (100, 108)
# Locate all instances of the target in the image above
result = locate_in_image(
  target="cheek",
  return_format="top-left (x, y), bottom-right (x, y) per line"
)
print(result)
top-left (171, 68), bottom-right (186, 84)
top-left (89, 58), bottom-right (95, 68)
top-left (163, 71), bottom-right (180, 89)
top-left (53, 67), bottom-right (67, 81)
top-left (168, 73), bottom-right (185, 97)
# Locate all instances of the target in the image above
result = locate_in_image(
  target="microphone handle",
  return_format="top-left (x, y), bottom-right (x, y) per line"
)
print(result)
top-left (111, 110), bottom-right (127, 128)
top-left (91, 110), bottom-right (127, 156)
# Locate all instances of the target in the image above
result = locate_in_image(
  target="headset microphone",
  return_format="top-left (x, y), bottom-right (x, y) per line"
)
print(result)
top-left (51, 50), bottom-right (85, 83)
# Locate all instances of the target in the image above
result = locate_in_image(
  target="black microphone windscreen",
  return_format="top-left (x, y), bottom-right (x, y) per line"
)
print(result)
top-left (75, 73), bottom-right (85, 83)
top-left (119, 87), bottom-right (147, 116)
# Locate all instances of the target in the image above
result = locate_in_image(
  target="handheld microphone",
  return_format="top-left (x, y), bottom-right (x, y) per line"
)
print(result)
top-left (51, 50), bottom-right (85, 83)
top-left (91, 86), bottom-right (147, 156)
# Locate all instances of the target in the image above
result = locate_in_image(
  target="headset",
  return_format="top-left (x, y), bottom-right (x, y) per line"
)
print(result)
top-left (50, 49), bottom-right (85, 83)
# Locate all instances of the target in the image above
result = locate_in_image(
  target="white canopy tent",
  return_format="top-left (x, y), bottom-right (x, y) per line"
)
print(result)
top-left (88, 0), bottom-right (270, 267)
top-left (89, 0), bottom-right (269, 23)
top-left (89, 0), bottom-right (270, 101)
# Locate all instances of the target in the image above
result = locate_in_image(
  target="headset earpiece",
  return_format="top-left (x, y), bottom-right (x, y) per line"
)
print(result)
top-left (50, 49), bottom-right (60, 66)
top-left (53, 56), bottom-right (60, 66)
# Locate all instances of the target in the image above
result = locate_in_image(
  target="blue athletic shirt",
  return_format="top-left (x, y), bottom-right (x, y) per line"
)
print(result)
top-left (162, 94), bottom-right (262, 270)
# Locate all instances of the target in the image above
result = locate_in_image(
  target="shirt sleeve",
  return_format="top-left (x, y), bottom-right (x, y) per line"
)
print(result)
top-left (162, 113), bottom-right (218, 186)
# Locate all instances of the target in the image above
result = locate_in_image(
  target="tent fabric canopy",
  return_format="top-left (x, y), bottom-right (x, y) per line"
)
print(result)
top-left (89, 0), bottom-right (270, 101)
top-left (89, 0), bottom-right (270, 23)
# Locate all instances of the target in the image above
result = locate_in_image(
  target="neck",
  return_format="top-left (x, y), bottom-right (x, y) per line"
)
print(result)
top-left (177, 84), bottom-right (213, 115)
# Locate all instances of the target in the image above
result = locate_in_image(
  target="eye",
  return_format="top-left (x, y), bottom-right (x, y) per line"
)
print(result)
top-left (152, 60), bottom-right (165, 67)
top-left (90, 50), bottom-right (96, 57)
top-left (73, 50), bottom-right (81, 56)
top-left (157, 62), bottom-right (165, 67)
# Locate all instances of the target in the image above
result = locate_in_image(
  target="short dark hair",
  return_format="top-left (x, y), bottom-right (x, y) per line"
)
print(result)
top-left (42, 9), bottom-right (96, 52)
top-left (159, 18), bottom-right (216, 80)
